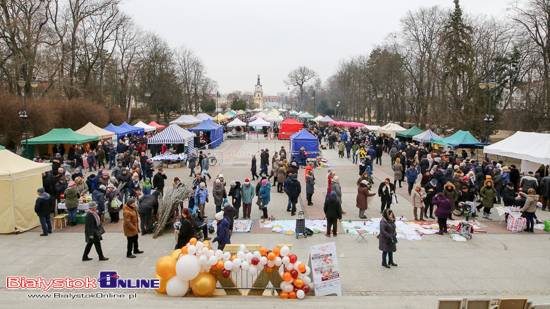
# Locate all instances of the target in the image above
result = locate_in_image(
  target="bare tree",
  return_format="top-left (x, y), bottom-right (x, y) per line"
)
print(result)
top-left (284, 66), bottom-right (318, 110)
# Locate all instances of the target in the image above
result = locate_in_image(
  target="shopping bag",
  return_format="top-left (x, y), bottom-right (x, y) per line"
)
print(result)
top-left (391, 194), bottom-right (398, 205)
top-left (507, 216), bottom-right (526, 232)
top-left (544, 220), bottom-right (550, 232)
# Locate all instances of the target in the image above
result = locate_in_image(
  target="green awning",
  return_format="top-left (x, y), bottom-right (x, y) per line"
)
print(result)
top-left (396, 126), bottom-right (424, 139)
top-left (0, 145), bottom-right (5, 150)
top-left (430, 130), bottom-right (482, 147)
top-left (26, 128), bottom-right (98, 145)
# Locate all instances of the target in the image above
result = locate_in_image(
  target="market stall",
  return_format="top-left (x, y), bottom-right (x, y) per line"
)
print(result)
top-left (147, 124), bottom-right (196, 168)
top-left (76, 122), bottom-right (115, 140)
top-left (278, 118), bottom-right (303, 139)
top-left (119, 122), bottom-right (145, 137)
top-left (290, 129), bottom-right (319, 165)
top-left (412, 129), bottom-right (441, 144)
top-left (195, 113), bottom-right (216, 121)
top-left (188, 119), bottom-right (224, 149)
top-left (317, 115), bottom-right (335, 123)
top-left (134, 121), bottom-right (157, 132)
top-left (148, 121), bottom-right (166, 130)
top-left (0, 149), bottom-right (51, 233)
top-left (169, 115), bottom-right (201, 126)
top-left (104, 123), bottom-right (132, 139)
top-left (378, 123), bottom-right (407, 138)
top-left (396, 125), bottom-right (424, 140)
top-left (484, 131), bottom-right (550, 171)
top-left (430, 130), bottom-right (482, 148)
top-left (26, 128), bottom-right (99, 158)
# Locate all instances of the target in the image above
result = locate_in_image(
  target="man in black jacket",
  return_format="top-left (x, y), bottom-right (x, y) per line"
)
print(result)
top-left (260, 149), bottom-right (270, 177)
top-left (138, 191), bottom-right (160, 235)
top-left (153, 168), bottom-right (167, 193)
top-left (324, 192), bottom-right (342, 236)
top-left (35, 188), bottom-right (52, 236)
top-left (287, 174), bottom-right (302, 216)
top-left (378, 178), bottom-right (395, 214)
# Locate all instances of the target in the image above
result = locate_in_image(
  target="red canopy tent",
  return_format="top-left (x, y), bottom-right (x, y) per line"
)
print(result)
top-left (278, 118), bottom-right (303, 139)
top-left (148, 121), bottom-right (165, 129)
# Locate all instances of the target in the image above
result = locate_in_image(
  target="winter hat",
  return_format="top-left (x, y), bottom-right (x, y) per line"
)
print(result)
top-left (219, 174), bottom-right (224, 178)
top-left (200, 182), bottom-right (205, 189)
top-left (215, 211), bottom-right (224, 221)
top-left (462, 176), bottom-right (469, 181)
top-left (65, 172), bottom-right (71, 176)
top-left (215, 179), bottom-right (221, 184)
top-left (98, 169), bottom-right (103, 174)
top-left (132, 172), bottom-right (139, 179)
top-left (230, 181), bottom-right (236, 186)
top-left (37, 187), bottom-right (45, 194)
top-left (262, 179), bottom-right (268, 185)
top-left (68, 181), bottom-right (76, 189)
top-left (99, 185), bottom-right (106, 191)
top-left (430, 179), bottom-right (437, 184)
top-left (126, 198), bottom-right (136, 206)
top-left (293, 174), bottom-right (298, 179)
top-left (333, 176), bottom-right (340, 183)
top-left (244, 178), bottom-right (250, 184)
top-left (110, 176), bottom-right (116, 181)
top-left (107, 184), bottom-right (116, 189)
top-left (507, 182), bottom-right (514, 187)
top-left (87, 201), bottom-right (98, 209)
top-left (461, 185), bottom-right (468, 190)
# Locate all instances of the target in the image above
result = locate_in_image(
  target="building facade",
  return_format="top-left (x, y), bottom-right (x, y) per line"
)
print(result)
top-left (254, 75), bottom-right (264, 109)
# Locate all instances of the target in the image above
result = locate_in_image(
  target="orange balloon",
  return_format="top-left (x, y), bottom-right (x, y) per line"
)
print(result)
top-left (211, 263), bottom-right (218, 270)
top-left (260, 246), bottom-right (267, 256)
top-left (231, 254), bottom-right (237, 261)
top-left (266, 267), bottom-right (273, 274)
top-left (283, 272), bottom-right (292, 282)
top-left (170, 249), bottom-right (181, 259)
top-left (156, 256), bottom-right (177, 279)
top-left (298, 263), bottom-right (306, 273)
top-left (289, 291), bottom-right (297, 299)
top-left (190, 238), bottom-right (197, 246)
top-left (294, 278), bottom-right (304, 289)
top-left (216, 260), bottom-right (224, 270)
top-left (153, 273), bottom-right (168, 294)
top-left (267, 252), bottom-right (275, 261)
top-left (203, 240), bottom-right (210, 247)
top-left (181, 246), bottom-right (188, 255)
top-left (280, 291), bottom-right (289, 299)
top-left (273, 247), bottom-right (280, 256)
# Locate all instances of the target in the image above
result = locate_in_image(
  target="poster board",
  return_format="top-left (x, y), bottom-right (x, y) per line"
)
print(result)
top-left (309, 242), bottom-right (341, 296)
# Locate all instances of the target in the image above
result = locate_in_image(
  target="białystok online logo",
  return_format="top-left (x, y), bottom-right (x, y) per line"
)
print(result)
top-left (6, 271), bottom-right (159, 292)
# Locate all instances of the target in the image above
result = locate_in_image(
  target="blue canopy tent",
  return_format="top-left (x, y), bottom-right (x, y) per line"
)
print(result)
top-left (290, 129), bottom-right (319, 164)
top-left (119, 122), bottom-right (145, 137)
top-left (188, 119), bottom-right (224, 149)
top-left (104, 123), bottom-right (132, 138)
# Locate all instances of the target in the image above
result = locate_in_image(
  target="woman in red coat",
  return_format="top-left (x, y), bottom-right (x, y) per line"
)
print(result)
top-left (356, 180), bottom-right (374, 219)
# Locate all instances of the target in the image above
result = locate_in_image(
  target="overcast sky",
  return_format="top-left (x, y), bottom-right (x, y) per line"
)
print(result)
top-left (121, 0), bottom-right (512, 95)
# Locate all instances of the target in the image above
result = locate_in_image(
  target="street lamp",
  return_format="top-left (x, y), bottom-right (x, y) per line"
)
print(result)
top-left (336, 101), bottom-right (341, 120)
top-left (18, 64), bottom-right (38, 154)
top-left (479, 69), bottom-right (496, 144)
top-left (376, 87), bottom-right (384, 124)
top-left (216, 91), bottom-right (220, 114)
top-left (311, 90), bottom-right (316, 117)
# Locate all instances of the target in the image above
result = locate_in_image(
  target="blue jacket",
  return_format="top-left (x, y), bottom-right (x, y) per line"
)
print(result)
top-left (259, 183), bottom-right (272, 205)
top-left (92, 189), bottom-right (105, 211)
top-left (214, 217), bottom-right (231, 244)
top-left (241, 183), bottom-right (255, 204)
top-left (367, 146), bottom-right (376, 159)
top-left (405, 168), bottom-right (419, 183)
top-left (502, 172), bottom-right (510, 184)
top-left (365, 165), bottom-right (373, 178)
top-left (194, 187), bottom-right (209, 204)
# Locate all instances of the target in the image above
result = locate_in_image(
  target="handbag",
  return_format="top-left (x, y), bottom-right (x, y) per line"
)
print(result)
top-left (256, 197), bottom-right (264, 209)
top-left (391, 194), bottom-right (398, 205)
top-left (388, 234), bottom-right (398, 245)
top-left (94, 224), bottom-right (105, 238)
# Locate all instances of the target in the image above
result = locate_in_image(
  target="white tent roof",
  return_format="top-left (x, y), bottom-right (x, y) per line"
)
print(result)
top-left (264, 112), bottom-right (282, 122)
top-left (379, 123), bottom-right (406, 133)
top-left (248, 118), bottom-right (271, 127)
top-left (169, 115), bottom-right (201, 126)
top-left (484, 131), bottom-right (550, 165)
top-left (133, 121), bottom-right (157, 132)
top-left (362, 125), bottom-right (381, 131)
top-left (318, 115), bottom-right (335, 123)
top-left (147, 124), bottom-right (196, 145)
top-left (227, 118), bottom-right (247, 127)
top-left (412, 129), bottom-right (441, 143)
top-left (195, 113), bottom-right (216, 121)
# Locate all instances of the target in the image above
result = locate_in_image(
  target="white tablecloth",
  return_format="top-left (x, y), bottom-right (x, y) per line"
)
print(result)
top-left (495, 206), bottom-right (522, 219)
top-left (58, 202), bottom-right (89, 211)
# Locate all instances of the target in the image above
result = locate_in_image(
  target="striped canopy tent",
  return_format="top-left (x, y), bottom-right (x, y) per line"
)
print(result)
top-left (147, 124), bottom-right (195, 145)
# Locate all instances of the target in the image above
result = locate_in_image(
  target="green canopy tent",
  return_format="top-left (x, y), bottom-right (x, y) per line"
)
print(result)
top-left (299, 112), bottom-right (314, 119)
top-left (396, 125), bottom-right (424, 140)
top-left (430, 130), bottom-right (483, 148)
top-left (0, 145), bottom-right (5, 150)
top-left (25, 128), bottom-right (99, 159)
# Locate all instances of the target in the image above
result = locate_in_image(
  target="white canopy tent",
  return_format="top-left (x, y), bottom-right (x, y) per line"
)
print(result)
top-left (169, 115), bottom-right (201, 126)
top-left (264, 112), bottom-right (282, 122)
top-left (227, 118), bottom-right (247, 127)
top-left (378, 123), bottom-right (406, 137)
top-left (318, 115), bottom-right (335, 123)
top-left (362, 125), bottom-right (381, 131)
top-left (412, 129), bottom-right (441, 143)
top-left (133, 121), bottom-right (157, 132)
top-left (248, 118), bottom-right (271, 127)
top-left (195, 113), bottom-right (216, 121)
top-left (484, 131), bottom-right (550, 171)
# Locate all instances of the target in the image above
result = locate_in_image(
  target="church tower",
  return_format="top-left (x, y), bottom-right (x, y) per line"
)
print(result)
top-left (254, 75), bottom-right (264, 110)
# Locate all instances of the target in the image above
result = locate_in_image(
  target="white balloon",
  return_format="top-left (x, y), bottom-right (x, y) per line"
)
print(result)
top-left (198, 255), bottom-right (208, 266)
top-left (282, 256), bottom-right (290, 265)
top-left (223, 252), bottom-right (231, 261)
top-left (239, 244), bottom-right (247, 252)
top-left (305, 266), bottom-right (311, 276)
top-left (187, 245), bottom-right (197, 255)
top-left (274, 257), bottom-right (282, 267)
top-left (267, 260), bottom-right (275, 268)
top-left (203, 264), bottom-right (212, 272)
top-left (237, 251), bottom-right (245, 260)
top-left (283, 283), bottom-right (293, 292)
top-left (297, 290), bottom-right (305, 300)
top-left (196, 242), bottom-right (204, 251)
top-left (260, 256), bottom-right (268, 266)
top-left (280, 246), bottom-right (290, 256)
top-left (249, 265), bottom-right (257, 274)
top-left (165, 276), bottom-right (189, 297)
top-left (202, 247), bottom-right (209, 253)
top-left (206, 250), bottom-right (214, 257)
top-left (233, 267), bottom-right (241, 274)
top-left (224, 260), bottom-right (233, 271)
top-left (208, 256), bottom-right (218, 266)
top-left (253, 251), bottom-right (261, 259)
top-left (241, 261), bottom-right (250, 271)
top-left (303, 276), bottom-right (311, 285)
top-left (232, 258), bottom-right (242, 269)
top-left (257, 264), bottom-right (264, 271)
top-left (215, 250), bottom-right (223, 260)
top-left (245, 253), bottom-right (253, 263)
top-left (280, 281), bottom-right (287, 290)
top-left (195, 250), bottom-right (203, 257)
top-left (175, 255), bottom-right (200, 281)
top-left (286, 263), bottom-right (294, 271)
